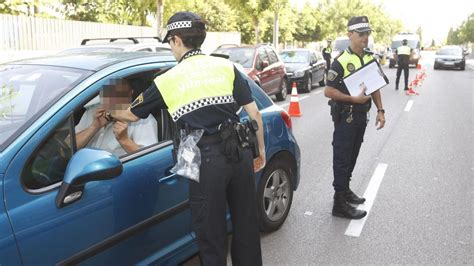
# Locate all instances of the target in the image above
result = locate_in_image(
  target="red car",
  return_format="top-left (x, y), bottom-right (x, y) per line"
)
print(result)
top-left (213, 44), bottom-right (288, 101)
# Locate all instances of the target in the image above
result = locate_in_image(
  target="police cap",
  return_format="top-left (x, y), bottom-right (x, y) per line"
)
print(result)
top-left (402, 39), bottom-right (408, 44)
top-left (347, 16), bottom-right (372, 33)
top-left (162, 11), bottom-right (205, 44)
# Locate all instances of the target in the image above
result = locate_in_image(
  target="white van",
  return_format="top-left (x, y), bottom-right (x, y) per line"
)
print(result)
top-left (331, 36), bottom-right (375, 59)
top-left (388, 33), bottom-right (421, 68)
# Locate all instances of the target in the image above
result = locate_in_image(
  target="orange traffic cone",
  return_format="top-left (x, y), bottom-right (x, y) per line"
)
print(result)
top-left (288, 82), bottom-right (302, 117)
top-left (406, 82), bottom-right (419, 95)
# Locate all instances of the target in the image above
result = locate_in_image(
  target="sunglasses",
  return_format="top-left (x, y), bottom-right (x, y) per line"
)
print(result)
top-left (356, 31), bottom-right (371, 37)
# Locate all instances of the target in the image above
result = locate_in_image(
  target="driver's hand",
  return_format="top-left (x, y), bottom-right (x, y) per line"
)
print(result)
top-left (92, 107), bottom-right (109, 129)
top-left (113, 121), bottom-right (129, 141)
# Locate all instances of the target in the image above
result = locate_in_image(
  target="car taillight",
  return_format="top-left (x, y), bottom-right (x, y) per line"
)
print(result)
top-left (281, 110), bottom-right (292, 130)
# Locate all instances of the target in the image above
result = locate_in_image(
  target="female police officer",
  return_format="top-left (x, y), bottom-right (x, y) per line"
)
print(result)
top-left (324, 16), bottom-right (385, 220)
top-left (114, 11), bottom-right (265, 266)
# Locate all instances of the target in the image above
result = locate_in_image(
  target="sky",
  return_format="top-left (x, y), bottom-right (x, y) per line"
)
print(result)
top-left (290, 0), bottom-right (474, 45)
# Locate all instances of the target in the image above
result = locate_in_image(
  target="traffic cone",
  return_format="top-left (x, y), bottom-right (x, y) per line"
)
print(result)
top-left (288, 82), bottom-right (302, 117)
top-left (406, 82), bottom-right (419, 96)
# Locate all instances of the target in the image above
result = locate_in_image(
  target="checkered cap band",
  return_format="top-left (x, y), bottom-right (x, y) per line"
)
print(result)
top-left (167, 21), bottom-right (193, 31)
top-left (171, 95), bottom-right (235, 121)
top-left (348, 23), bottom-right (369, 31)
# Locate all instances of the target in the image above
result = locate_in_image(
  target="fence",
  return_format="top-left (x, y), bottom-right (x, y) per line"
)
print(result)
top-left (0, 14), bottom-right (240, 63)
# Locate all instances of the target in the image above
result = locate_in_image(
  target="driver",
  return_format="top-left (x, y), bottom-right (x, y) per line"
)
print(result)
top-left (75, 79), bottom-right (157, 156)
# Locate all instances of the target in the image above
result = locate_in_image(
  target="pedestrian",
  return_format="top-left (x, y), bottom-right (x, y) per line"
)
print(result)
top-left (324, 16), bottom-right (386, 219)
top-left (322, 39), bottom-right (333, 75)
top-left (113, 11), bottom-right (265, 265)
top-left (395, 39), bottom-right (412, 90)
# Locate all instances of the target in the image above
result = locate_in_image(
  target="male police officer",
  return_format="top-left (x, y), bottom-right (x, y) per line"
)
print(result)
top-left (324, 16), bottom-right (385, 219)
top-left (113, 11), bottom-right (265, 265)
top-left (322, 39), bottom-right (333, 75)
top-left (395, 39), bottom-right (412, 90)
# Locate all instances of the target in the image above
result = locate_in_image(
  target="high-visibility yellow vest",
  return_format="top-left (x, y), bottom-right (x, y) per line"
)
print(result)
top-left (397, 45), bottom-right (411, 55)
top-left (335, 49), bottom-right (375, 78)
top-left (154, 55), bottom-right (235, 121)
top-left (325, 47), bottom-right (332, 53)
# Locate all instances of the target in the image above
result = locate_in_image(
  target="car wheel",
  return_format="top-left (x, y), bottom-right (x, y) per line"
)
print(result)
top-left (434, 63), bottom-right (438, 70)
top-left (303, 75), bottom-right (312, 93)
top-left (460, 63), bottom-right (465, 70)
top-left (257, 158), bottom-right (293, 233)
top-left (275, 78), bottom-right (287, 101)
top-left (319, 74), bottom-right (326, 87)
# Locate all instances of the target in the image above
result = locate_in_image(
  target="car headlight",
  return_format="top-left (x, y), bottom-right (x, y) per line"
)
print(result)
top-left (294, 70), bottom-right (304, 78)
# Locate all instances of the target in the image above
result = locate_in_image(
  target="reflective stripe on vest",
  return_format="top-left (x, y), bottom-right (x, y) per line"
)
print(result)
top-left (336, 50), bottom-right (374, 78)
top-left (154, 55), bottom-right (235, 121)
top-left (397, 45), bottom-right (411, 55)
top-left (326, 47), bottom-right (332, 53)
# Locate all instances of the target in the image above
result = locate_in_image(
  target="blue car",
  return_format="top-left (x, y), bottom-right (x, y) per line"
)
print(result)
top-left (0, 52), bottom-right (300, 265)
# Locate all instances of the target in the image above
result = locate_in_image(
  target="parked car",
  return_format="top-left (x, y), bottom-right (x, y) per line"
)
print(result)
top-left (58, 37), bottom-right (172, 55)
top-left (212, 45), bottom-right (288, 101)
top-left (0, 51), bottom-right (300, 265)
top-left (279, 49), bottom-right (326, 93)
top-left (434, 45), bottom-right (467, 70)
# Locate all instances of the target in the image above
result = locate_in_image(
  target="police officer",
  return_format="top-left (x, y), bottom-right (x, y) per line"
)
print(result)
top-left (322, 39), bottom-right (333, 75)
top-left (114, 11), bottom-right (265, 266)
top-left (395, 39), bottom-right (412, 90)
top-left (324, 16), bottom-right (386, 219)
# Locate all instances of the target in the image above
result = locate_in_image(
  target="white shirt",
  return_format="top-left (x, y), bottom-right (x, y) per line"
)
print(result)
top-left (75, 104), bottom-right (158, 157)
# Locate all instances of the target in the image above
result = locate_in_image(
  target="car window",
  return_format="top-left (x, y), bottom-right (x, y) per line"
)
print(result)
top-left (257, 49), bottom-right (269, 70)
top-left (22, 117), bottom-right (75, 190)
top-left (438, 47), bottom-right (462, 56)
top-left (213, 47), bottom-right (255, 68)
top-left (21, 72), bottom-right (172, 191)
top-left (266, 48), bottom-right (279, 64)
top-left (74, 78), bottom-right (159, 158)
top-left (310, 52), bottom-right (318, 63)
top-left (138, 48), bottom-right (153, 52)
top-left (280, 51), bottom-right (309, 63)
top-left (0, 65), bottom-right (90, 151)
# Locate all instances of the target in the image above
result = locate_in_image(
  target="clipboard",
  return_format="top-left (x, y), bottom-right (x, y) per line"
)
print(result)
top-left (343, 60), bottom-right (389, 96)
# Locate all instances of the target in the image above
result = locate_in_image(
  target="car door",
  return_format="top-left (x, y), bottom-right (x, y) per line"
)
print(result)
top-left (4, 65), bottom-right (195, 265)
top-left (265, 47), bottom-right (284, 93)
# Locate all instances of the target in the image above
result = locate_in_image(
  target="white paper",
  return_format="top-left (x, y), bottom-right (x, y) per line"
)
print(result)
top-left (343, 61), bottom-right (388, 96)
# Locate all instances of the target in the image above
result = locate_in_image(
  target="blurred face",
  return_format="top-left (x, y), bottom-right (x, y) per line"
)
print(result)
top-left (348, 30), bottom-right (371, 50)
top-left (100, 79), bottom-right (132, 114)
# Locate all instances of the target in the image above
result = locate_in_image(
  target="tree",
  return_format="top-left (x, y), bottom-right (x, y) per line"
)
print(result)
top-left (293, 3), bottom-right (322, 44)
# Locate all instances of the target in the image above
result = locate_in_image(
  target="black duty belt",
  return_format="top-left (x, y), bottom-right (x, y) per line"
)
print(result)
top-left (340, 104), bottom-right (370, 113)
top-left (198, 132), bottom-right (222, 146)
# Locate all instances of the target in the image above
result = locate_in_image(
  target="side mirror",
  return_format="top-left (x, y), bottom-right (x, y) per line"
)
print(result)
top-left (55, 148), bottom-right (123, 208)
top-left (261, 60), bottom-right (269, 69)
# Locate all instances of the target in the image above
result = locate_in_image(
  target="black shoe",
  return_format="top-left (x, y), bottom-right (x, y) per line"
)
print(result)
top-left (332, 192), bottom-right (367, 219)
top-left (345, 189), bottom-right (366, 204)
top-left (404, 87), bottom-right (408, 91)
top-left (395, 86), bottom-right (399, 90)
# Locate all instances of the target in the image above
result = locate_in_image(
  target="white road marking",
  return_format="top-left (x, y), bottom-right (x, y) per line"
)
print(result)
top-left (280, 102), bottom-right (290, 108)
top-left (404, 100), bottom-right (414, 112)
top-left (345, 163), bottom-right (388, 237)
top-left (299, 95), bottom-right (309, 101)
top-left (313, 90), bottom-right (323, 95)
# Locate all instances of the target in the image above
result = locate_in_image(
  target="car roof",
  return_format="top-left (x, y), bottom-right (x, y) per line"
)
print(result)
top-left (6, 52), bottom-right (176, 72)
top-left (280, 48), bottom-right (312, 52)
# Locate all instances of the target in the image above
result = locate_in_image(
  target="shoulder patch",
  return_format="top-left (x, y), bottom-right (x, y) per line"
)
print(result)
top-left (130, 93), bottom-right (144, 109)
top-left (327, 70), bottom-right (338, 81)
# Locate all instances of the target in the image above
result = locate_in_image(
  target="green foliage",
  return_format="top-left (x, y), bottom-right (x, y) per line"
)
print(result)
top-left (447, 13), bottom-right (473, 44)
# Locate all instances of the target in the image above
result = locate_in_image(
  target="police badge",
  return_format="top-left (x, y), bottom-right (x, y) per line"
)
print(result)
top-left (327, 70), bottom-right (338, 81)
top-left (347, 63), bottom-right (356, 73)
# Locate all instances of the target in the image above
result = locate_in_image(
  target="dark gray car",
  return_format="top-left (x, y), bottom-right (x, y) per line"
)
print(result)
top-left (434, 45), bottom-right (467, 70)
top-left (279, 49), bottom-right (326, 93)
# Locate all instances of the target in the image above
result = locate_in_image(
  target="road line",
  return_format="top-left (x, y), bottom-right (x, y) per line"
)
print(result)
top-left (344, 163), bottom-right (388, 237)
top-left (313, 90), bottom-right (323, 95)
top-left (280, 102), bottom-right (290, 108)
top-left (299, 95), bottom-right (309, 101)
top-left (404, 100), bottom-right (414, 112)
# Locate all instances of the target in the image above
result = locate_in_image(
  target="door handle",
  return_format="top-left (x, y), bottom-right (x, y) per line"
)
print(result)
top-left (159, 173), bottom-right (178, 185)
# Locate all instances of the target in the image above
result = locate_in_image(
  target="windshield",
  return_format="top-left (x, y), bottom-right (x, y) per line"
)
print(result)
top-left (213, 47), bottom-right (255, 68)
top-left (438, 47), bottom-right (462, 56)
top-left (279, 51), bottom-right (309, 63)
top-left (391, 40), bottom-right (419, 50)
top-left (334, 39), bottom-right (350, 51)
top-left (0, 65), bottom-right (89, 149)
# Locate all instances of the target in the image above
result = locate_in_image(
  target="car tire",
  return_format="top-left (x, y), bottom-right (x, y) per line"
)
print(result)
top-left (303, 75), bottom-right (312, 93)
top-left (275, 78), bottom-right (287, 101)
top-left (319, 75), bottom-right (326, 87)
top-left (460, 63), bottom-right (465, 71)
top-left (434, 63), bottom-right (438, 70)
top-left (257, 158), bottom-right (294, 233)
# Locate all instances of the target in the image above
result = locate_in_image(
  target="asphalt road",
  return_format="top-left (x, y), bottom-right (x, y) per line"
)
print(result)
top-left (185, 52), bottom-right (473, 265)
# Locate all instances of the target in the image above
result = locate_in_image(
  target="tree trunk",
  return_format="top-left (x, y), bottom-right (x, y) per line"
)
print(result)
top-left (157, 0), bottom-right (164, 36)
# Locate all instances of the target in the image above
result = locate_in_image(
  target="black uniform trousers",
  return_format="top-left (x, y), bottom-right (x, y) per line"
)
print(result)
top-left (190, 136), bottom-right (262, 266)
top-left (396, 62), bottom-right (409, 90)
top-left (332, 112), bottom-right (367, 192)
top-left (324, 59), bottom-right (331, 75)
